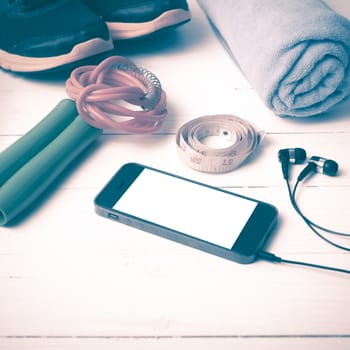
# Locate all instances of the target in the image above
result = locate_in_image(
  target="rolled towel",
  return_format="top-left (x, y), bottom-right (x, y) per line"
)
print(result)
top-left (197, 0), bottom-right (350, 117)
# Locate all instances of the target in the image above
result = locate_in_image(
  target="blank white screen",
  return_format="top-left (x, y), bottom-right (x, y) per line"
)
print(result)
top-left (113, 169), bottom-right (257, 249)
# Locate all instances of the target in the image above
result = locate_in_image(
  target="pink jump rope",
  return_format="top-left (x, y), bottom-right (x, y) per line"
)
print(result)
top-left (66, 55), bottom-right (167, 132)
top-left (0, 56), bottom-right (168, 226)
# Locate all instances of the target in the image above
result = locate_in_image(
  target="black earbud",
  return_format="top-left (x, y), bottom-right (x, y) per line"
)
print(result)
top-left (297, 156), bottom-right (339, 181)
top-left (278, 149), bottom-right (348, 255)
top-left (278, 148), bottom-right (307, 179)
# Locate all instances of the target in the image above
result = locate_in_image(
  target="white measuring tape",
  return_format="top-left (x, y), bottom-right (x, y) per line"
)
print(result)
top-left (176, 114), bottom-right (265, 173)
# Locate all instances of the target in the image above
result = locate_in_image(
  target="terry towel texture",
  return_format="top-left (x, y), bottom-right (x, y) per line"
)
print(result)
top-left (198, 0), bottom-right (350, 117)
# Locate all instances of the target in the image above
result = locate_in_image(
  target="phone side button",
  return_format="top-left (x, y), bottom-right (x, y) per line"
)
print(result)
top-left (108, 213), bottom-right (120, 221)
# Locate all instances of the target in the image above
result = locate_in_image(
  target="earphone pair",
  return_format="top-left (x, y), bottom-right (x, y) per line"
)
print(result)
top-left (256, 148), bottom-right (349, 274)
top-left (278, 147), bottom-right (338, 181)
top-left (277, 147), bottom-right (349, 252)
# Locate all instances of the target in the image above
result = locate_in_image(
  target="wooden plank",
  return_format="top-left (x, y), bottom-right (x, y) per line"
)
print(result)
top-left (1, 0), bottom-right (350, 349)
top-left (0, 185), bottom-right (349, 336)
top-left (2, 131), bottom-right (348, 191)
top-left (1, 1), bottom-right (350, 136)
top-left (1, 337), bottom-right (350, 350)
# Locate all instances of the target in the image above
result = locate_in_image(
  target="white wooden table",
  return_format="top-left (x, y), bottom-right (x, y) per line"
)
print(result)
top-left (1, 1), bottom-right (349, 349)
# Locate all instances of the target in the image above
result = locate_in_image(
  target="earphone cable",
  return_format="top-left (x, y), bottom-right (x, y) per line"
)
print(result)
top-left (285, 179), bottom-right (350, 252)
top-left (258, 251), bottom-right (350, 275)
top-left (292, 180), bottom-right (350, 237)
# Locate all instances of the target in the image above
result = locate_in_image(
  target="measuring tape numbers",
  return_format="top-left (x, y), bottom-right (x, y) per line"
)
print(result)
top-left (176, 114), bottom-right (264, 173)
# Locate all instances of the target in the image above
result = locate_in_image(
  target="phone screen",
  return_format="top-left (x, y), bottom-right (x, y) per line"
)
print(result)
top-left (113, 168), bottom-right (258, 249)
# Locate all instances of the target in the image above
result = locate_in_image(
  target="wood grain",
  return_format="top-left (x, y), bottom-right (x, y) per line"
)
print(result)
top-left (0, 0), bottom-right (349, 349)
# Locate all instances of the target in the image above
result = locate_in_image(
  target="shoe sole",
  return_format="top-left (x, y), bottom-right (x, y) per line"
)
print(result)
top-left (106, 8), bottom-right (191, 40)
top-left (0, 37), bottom-right (113, 73)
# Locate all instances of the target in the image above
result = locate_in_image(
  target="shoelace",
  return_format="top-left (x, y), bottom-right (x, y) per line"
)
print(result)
top-left (8, 0), bottom-right (70, 12)
top-left (65, 55), bottom-right (168, 133)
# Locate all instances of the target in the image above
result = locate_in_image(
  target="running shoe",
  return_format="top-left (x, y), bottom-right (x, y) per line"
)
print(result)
top-left (83, 0), bottom-right (191, 40)
top-left (0, 0), bottom-right (114, 72)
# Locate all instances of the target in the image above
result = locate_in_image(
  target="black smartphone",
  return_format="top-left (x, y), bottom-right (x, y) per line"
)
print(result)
top-left (94, 163), bottom-right (278, 264)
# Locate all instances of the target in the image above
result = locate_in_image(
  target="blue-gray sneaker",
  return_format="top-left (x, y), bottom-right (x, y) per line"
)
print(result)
top-left (0, 0), bottom-right (113, 72)
top-left (83, 0), bottom-right (191, 40)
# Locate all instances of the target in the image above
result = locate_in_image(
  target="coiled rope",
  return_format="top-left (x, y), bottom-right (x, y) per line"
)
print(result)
top-left (66, 55), bottom-right (167, 133)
